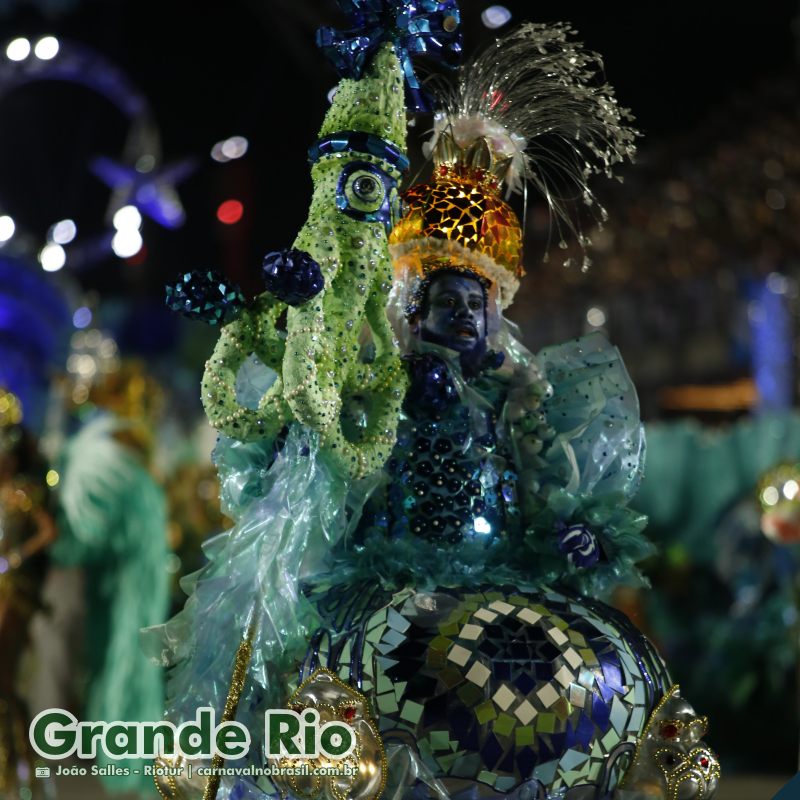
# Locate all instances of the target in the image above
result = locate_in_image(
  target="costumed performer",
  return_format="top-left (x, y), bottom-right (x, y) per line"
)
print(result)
top-left (295, 21), bottom-right (720, 800)
top-left (52, 360), bottom-right (169, 795)
top-left (0, 388), bottom-right (57, 800)
top-left (152, 7), bottom-right (719, 800)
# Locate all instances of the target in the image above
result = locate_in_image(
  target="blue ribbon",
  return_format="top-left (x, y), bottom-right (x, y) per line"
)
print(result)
top-left (308, 130), bottom-right (410, 172)
top-left (316, 0), bottom-right (462, 113)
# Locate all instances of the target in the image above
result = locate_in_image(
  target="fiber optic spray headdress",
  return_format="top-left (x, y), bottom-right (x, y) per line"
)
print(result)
top-left (390, 22), bottom-right (639, 312)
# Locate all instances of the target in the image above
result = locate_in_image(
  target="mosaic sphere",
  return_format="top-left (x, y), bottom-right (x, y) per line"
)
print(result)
top-left (303, 584), bottom-right (671, 799)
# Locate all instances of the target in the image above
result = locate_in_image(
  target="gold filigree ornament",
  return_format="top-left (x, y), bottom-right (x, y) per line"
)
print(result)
top-left (268, 668), bottom-right (386, 800)
top-left (152, 753), bottom-right (208, 800)
top-left (652, 745), bottom-right (721, 800)
top-left (620, 685), bottom-right (720, 800)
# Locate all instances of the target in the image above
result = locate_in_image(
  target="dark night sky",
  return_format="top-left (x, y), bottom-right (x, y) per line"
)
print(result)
top-left (0, 0), bottom-right (797, 302)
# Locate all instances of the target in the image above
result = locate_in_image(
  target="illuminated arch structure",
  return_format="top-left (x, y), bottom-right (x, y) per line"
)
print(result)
top-left (0, 35), bottom-right (194, 271)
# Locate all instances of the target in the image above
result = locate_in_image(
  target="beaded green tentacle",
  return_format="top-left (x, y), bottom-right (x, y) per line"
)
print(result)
top-left (201, 43), bottom-right (408, 479)
top-left (201, 297), bottom-right (290, 442)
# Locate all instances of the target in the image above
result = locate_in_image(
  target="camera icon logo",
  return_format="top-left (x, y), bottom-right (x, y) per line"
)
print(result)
top-left (35, 766), bottom-right (51, 778)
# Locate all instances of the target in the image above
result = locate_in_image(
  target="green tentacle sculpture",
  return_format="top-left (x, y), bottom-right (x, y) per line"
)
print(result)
top-left (201, 43), bottom-right (408, 479)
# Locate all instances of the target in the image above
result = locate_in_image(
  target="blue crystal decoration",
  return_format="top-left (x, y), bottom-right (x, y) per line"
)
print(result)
top-left (405, 353), bottom-right (459, 411)
top-left (165, 270), bottom-right (245, 326)
top-left (309, 131), bottom-right (410, 173)
top-left (558, 523), bottom-right (601, 568)
top-left (317, 0), bottom-right (463, 113)
top-left (262, 248), bottom-right (324, 306)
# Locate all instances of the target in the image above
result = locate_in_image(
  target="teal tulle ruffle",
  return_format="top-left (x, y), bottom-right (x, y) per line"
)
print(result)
top-left (142, 427), bottom-right (348, 767)
top-left (537, 331), bottom-right (645, 500)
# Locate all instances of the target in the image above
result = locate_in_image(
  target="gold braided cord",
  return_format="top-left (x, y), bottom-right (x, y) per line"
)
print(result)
top-left (202, 619), bottom-right (258, 800)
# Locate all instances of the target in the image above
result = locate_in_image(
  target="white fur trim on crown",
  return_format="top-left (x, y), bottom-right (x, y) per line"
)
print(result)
top-left (389, 236), bottom-right (520, 309)
top-left (423, 112), bottom-right (529, 196)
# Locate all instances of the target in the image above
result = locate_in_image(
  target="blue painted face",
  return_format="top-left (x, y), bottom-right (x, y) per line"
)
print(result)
top-left (419, 273), bottom-right (487, 354)
top-left (335, 161), bottom-right (400, 234)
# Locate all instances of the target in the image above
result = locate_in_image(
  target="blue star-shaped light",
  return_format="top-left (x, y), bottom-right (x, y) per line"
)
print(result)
top-left (317, 0), bottom-right (462, 113)
top-left (90, 155), bottom-right (197, 229)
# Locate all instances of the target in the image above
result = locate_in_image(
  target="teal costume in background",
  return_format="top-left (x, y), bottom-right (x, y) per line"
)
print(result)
top-left (637, 414), bottom-right (800, 562)
top-left (53, 414), bottom-right (168, 794)
top-left (633, 414), bottom-right (800, 771)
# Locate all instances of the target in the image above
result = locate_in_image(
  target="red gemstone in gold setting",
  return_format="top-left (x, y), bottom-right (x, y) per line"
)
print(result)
top-left (660, 723), bottom-right (679, 739)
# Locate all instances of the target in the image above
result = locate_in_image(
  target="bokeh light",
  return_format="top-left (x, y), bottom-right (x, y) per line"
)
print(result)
top-left (0, 215), bottom-right (15, 242)
top-left (113, 205), bottom-right (143, 231)
top-left (135, 154), bottom-right (156, 173)
top-left (39, 243), bottom-right (66, 272)
top-left (586, 306), bottom-right (607, 327)
top-left (72, 306), bottom-right (92, 329)
top-left (6, 37), bottom-right (31, 61)
top-left (112, 228), bottom-right (143, 258)
top-left (33, 36), bottom-right (59, 60)
top-left (761, 486), bottom-right (779, 506)
top-left (481, 5), bottom-right (511, 29)
top-left (211, 135), bottom-right (249, 162)
top-left (50, 218), bottom-right (77, 245)
top-left (221, 136), bottom-right (248, 160)
top-left (217, 199), bottom-right (244, 225)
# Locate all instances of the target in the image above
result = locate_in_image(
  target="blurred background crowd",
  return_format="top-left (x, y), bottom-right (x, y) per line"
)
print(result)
top-left (1, 1), bottom-right (799, 797)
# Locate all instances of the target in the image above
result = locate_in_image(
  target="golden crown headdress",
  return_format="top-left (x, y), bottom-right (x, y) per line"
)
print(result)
top-left (390, 22), bottom-right (639, 310)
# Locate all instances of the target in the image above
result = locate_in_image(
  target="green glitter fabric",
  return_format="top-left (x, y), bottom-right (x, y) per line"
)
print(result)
top-left (319, 43), bottom-right (407, 149)
top-left (145, 45), bottom-right (414, 800)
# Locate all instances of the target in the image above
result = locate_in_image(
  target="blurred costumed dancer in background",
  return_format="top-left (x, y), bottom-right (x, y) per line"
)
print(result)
top-left (0, 389), bottom-right (57, 800)
top-left (51, 360), bottom-right (169, 795)
top-left (0, 254), bottom-right (68, 799)
top-left (154, 5), bottom-right (719, 800)
top-left (635, 417), bottom-right (800, 772)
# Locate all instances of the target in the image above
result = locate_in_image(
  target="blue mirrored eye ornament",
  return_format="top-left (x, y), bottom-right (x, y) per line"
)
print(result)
top-left (335, 160), bottom-right (399, 233)
top-left (309, 131), bottom-right (408, 233)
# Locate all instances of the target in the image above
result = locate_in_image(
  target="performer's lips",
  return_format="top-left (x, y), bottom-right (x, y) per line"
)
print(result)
top-left (454, 322), bottom-right (477, 338)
